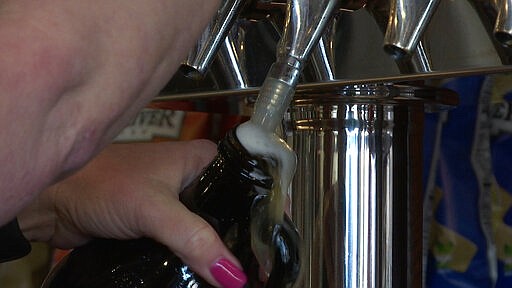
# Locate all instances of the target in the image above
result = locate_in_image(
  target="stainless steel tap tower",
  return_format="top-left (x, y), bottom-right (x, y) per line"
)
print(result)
top-left (154, 1), bottom-right (512, 287)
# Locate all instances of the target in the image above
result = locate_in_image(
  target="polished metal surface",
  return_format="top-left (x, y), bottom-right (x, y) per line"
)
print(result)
top-left (277, 0), bottom-right (340, 62)
top-left (467, 0), bottom-right (512, 64)
top-left (495, 0), bottom-right (512, 47)
top-left (181, 0), bottom-right (246, 79)
top-left (247, 0), bottom-right (345, 132)
top-left (365, 2), bottom-right (434, 74)
top-left (309, 16), bottom-right (338, 81)
top-left (382, 0), bottom-right (441, 58)
top-left (285, 84), bottom-right (437, 288)
top-left (160, 0), bottom-right (512, 99)
top-left (214, 21), bottom-right (250, 89)
top-left (152, 1), bottom-right (512, 288)
top-left (409, 41), bottom-right (433, 73)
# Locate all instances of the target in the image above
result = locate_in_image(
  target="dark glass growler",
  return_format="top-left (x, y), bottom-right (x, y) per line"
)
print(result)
top-left (41, 128), bottom-right (301, 288)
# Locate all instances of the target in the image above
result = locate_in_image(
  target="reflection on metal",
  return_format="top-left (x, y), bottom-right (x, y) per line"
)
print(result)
top-left (214, 21), bottom-right (250, 89)
top-left (495, 0), bottom-right (512, 47)
top-left (181, 0), bottom-right (246, 79)
top-left (365, 2), bottom-right (434, 74)
top-left (309, 16), bottom-right (338, 81)
top-left (164, 0), bottom-right (512, 97)
top-left (409, 41), bottom-right (433, 73)
top-left (154, 65), bottom-right (510, 105)
top-left (467, 0), bottom-right (512, 64)
top-left (276, 0), bottom-right (342, 63)
top-left (285, 84), bottom-right (457, 288)
top-left (382, 0), bottom-right (441, 58)
top-left (154, 1), bottom-right (512, 287)
top-left (247, 0), bottom-right (345, 133)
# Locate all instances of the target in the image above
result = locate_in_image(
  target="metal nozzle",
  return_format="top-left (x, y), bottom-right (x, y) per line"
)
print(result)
top-left (398, 40), bottom-right (434, 73)
top-left (274, 0), bottom-right (365, 80)
top-left (214, 21), bottom-right (250, 89)
top-left (495, 0), bottom-right (512, 47)
top-left (383, 0), bottom-right (441, 59)
top-left (277, 0), bottom-right (342, 64)
top-left (250, 0), bottom-right (363, 132)
top-left (366, 1), bottom-right (433, 73)
top-left (309, 16), bottom-right (338, 81)
top-left (467, 0), bottom-right (512, 63)
top-left (181, 0), bottom-right (246, 79)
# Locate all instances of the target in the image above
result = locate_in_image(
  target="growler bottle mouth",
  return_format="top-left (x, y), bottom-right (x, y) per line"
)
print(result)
top-left (219, 126), bottom-right (274, 189)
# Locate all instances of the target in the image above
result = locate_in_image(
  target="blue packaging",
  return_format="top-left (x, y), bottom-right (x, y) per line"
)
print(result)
top-left (423, 76), bottom-right (496, 288)
top-left (488, 74), bottom-right (512, 288)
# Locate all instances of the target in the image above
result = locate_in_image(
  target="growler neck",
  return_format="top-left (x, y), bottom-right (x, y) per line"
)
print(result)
top-left (220, 128), bottom-right (274, 189)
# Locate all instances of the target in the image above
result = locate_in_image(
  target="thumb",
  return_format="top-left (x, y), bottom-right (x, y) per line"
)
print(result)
top-left (142, 139), bottom-right (247, 288)
top-left (144, 198), bottom-right (248, 288)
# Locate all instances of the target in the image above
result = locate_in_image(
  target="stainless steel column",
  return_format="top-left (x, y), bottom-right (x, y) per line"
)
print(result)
top-left (286, 84), bottom-right (430, 288)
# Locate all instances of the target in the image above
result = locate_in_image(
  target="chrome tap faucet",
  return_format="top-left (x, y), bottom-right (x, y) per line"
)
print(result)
top-left (468, 0), bottom-right (512, 63)
top-left (214, 21), bottom-right (250, 89)
top-left (366, 1), bottom-right (434, 73)
top-left (382, 0), bottom-right (441, 59)
top-left (151, 2), bottom-right (512, 288)
top-left (181, 0), bottom-right (248, 79)
top-left (494, 0), bottom-right (512, 47)
top-left (250, 0), bottom-right (360, 132)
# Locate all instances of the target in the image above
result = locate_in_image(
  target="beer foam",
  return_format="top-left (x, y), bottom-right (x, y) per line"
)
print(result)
top-left (236, 121), bottom-right (296, 218)
top-left (236, 120), bottom-right (296, 277)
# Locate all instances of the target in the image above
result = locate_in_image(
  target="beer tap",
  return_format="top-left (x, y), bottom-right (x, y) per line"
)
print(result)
top-left (383, 0), bottom-right (441, 59)
top-left (309, 16), bottom-right (339, 81)
top-left (366, 0), bottom-right (434, 73)
top-left (468, 0), bottom-right (512, 63)
top-left (494, 0), bottom-right (512, 47)
top-left (251, 0), bottom-right (365, 132)
top-left (181, 0), bottom-right (248, 79)
top-left (214, 21), bottom-right (250, 89)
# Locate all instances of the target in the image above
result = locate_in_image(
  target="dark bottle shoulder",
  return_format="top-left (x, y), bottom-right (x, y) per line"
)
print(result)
top-left (42, 128), bottom-right (301, 288)
top-left (181, 128), bottom-right (274, 214)
top-left (42, 238), bottom-right (206, 288)
top-left (217, 128), bottom-right (273, 188)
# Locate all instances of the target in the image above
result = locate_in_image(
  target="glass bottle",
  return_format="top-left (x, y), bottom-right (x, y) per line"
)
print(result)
top-left (41, 127), bottom-right (301, 288)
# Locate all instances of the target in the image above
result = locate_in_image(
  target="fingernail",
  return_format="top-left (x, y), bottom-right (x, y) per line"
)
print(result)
top-left (210, 258), bottom-right (247, 288)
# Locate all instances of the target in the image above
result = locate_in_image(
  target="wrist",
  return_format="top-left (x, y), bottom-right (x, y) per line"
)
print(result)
top-left (17, 184), bottom-right (58, 243)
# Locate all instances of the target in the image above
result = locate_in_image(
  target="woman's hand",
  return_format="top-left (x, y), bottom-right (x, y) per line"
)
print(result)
top-left (0, 0), bottom-right (220, 224)
top-left (18, 140), bottom-right (246, 288)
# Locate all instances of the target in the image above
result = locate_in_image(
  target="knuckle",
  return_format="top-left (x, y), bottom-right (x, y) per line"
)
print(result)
top-left (182, 221), bottom-right (219, 257)
top-left (187, 140), bottom-right (217, 161)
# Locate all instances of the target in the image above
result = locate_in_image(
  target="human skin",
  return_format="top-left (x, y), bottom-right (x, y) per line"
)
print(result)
top-left (0, 0), bottom-right (218, 225)
top-left (0, 0), bottom-right (218, 224)
top-left (18, 140), bottom-right (243, 287)
top-left (0, 0), bottom-right (251, 287)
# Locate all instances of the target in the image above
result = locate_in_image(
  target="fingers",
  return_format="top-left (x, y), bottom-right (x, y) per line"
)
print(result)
top-left (45, 139), bottom-right (247, 287)
top-left (143, 198), bottom-right (247, 288)
top-left (176, 139), bottom-right (218, 189)
top-left (142, 139), bottom-right (247, 288)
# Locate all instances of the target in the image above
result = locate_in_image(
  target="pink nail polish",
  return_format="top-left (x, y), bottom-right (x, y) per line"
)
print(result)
top-left (210, 258), bottom-right (247, 288)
